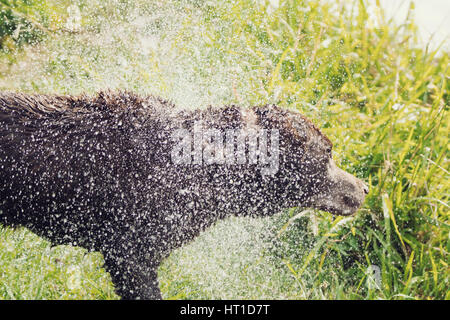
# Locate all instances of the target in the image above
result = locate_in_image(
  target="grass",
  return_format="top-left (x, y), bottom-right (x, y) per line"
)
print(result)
top-left (0, 0), bottom-right (448, 300)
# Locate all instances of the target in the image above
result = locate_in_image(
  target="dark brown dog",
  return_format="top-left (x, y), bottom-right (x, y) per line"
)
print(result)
top-left (0, 91), bottom-right (367, 299)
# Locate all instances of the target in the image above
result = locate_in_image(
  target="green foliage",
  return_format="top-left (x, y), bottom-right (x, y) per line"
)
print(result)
top-left (0, 226), bottom-right (118, 299)
top-left (1, 0), bottom-right (46, 51)
top-left (0, 0), bottom-right (448, 300)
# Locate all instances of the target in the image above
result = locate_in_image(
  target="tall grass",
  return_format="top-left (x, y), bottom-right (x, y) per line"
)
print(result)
top-left (0, 0), bottom-right (448, 299)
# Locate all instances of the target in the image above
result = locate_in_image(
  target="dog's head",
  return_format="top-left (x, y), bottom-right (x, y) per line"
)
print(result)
top-left (254, 105), bottom-right (368, 215)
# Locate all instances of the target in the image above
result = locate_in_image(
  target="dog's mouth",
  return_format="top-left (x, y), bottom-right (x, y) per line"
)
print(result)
top-left (314, 199), bottom-right (360, 216)
top-left (305, 160), bottom-right (368, 216)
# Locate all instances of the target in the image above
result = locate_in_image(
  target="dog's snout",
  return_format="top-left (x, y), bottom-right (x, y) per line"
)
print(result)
top-left (342, 195), bottom-right (357, 207)
top-left (355, 177), bottom-right (369, 195)
top-left (319, 160), bottom-right (368, 215)
top-left (363, 183), bottom-right (369, 194)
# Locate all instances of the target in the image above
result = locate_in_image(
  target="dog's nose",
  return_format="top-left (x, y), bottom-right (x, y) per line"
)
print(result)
top-left (363, 183), bottom-right (369, 194)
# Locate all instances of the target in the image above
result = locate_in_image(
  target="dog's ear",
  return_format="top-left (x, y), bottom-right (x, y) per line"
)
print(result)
top-left (252, 105), bottom-right (309, 147)
top-left (252, 104), bottom-right (284, 129)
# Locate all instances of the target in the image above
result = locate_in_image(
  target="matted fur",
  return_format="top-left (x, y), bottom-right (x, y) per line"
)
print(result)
top-left (0, 91), bottom-right (366, 299)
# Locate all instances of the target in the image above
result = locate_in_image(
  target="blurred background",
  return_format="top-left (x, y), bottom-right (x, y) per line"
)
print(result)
top-left (370, 0), bottom-right (449, 52)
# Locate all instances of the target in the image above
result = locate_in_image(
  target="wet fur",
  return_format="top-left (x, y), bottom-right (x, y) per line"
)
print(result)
top-left (0, 91), bottom-right (364, 299)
